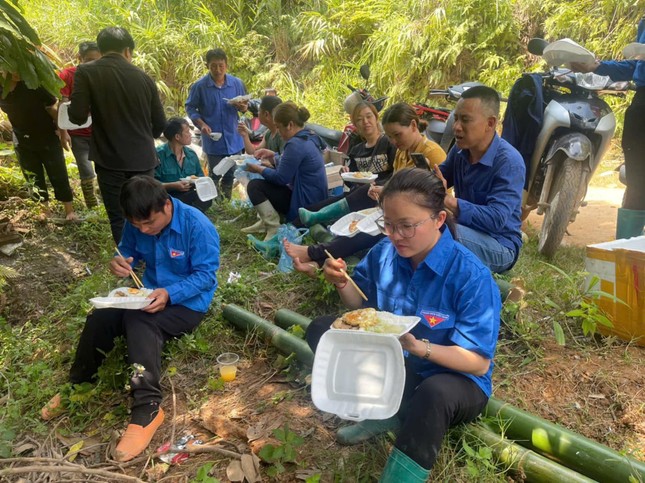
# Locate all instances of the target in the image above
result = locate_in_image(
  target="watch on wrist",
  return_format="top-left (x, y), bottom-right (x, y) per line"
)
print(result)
top-left (421, 339), bottom-right (432, 360)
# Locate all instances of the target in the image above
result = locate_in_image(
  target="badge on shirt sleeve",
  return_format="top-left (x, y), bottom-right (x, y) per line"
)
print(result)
top-left (420, 310), bottom-right (450, 327)
top-left (169, 248), bottom-right (185, 258)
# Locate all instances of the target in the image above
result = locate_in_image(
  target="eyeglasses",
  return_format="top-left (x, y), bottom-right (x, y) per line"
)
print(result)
top-left (375, 215), bottom-right (436, 238)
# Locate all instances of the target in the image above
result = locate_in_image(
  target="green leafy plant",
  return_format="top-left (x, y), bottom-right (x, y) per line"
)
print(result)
top-left (461, 439), bottom-right (497, 478)
top-left (0, 0), bottom-right (63, 97)
top-left (0, 423), bottom-right (15, 458)
top-left (258, 424), bottom-right (304, 477)
top-left (206, 376), bottom-right (226, 392)
top-left (191, 462), bottom-right (220, 483)
top-left (541, 263), bottom-right (620, 345)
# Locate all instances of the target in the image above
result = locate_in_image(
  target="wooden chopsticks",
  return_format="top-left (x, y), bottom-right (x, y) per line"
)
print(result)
top-left (323, 249), bottom-right (368, 302)
top-left (115, 247), bottom-right (143, 289)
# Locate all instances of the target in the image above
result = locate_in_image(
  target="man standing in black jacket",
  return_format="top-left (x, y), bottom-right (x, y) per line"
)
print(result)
top-left (69, 26), bottom-right (166, 243)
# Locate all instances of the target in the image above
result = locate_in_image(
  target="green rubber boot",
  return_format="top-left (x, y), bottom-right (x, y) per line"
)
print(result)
top-left (309, 224), bottom-right (336, 244)
top-left (241, 214), bottom-right (265, 234)
top-left (616, 208), bottom-right (645, 240)
top-left (247, 234), bottom-right (280, 259)
top-left (299, 198), bottom-right (350, 227)
top-left (379, 447), bottom-right (430, 483)
top-left (336, 416), bottom-right (400, 445)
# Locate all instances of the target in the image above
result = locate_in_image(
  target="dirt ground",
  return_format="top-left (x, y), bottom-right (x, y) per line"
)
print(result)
top-left (525, 186), bottom-right (625, 247)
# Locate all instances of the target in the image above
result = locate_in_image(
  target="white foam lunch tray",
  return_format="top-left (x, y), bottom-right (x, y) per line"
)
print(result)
top-left (356, 208), bottom-right (382, 236)
top-left (89, 287), bottom-right (153, 310)
top-left (329, 212), bottom-right (365, 238)
top-left (311, 330), bottom-right (406, 421)
top-left (332, 311), bottom-right (420, 336)
top-left (329, 208), bottom-right (382, 237)
top-left (341, 172), bottom-right (378, 184)
top-left (58, 101), bottom-right (92, 130)
top-left (195, 177), bottom-right (218, 201)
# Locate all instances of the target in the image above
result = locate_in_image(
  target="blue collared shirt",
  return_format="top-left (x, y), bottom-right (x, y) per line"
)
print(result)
top-left (595, 18), bottom-right (645, 87)
top-left (440, 134), bottom-right (525, 260)
top-left (352, 229), bottom-right (501, 397)
top-left (118, 198), bottom-right (220, 313)
top-left (185, 73), bottom-right (246, 155)
top-left (154, 143), bottom-right (204, 183)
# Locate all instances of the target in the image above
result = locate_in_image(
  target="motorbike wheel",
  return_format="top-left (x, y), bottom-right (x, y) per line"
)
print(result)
top-left (538, 157), bottom-right (585, 258)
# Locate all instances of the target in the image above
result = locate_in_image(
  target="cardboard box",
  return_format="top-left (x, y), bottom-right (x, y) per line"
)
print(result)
top-left (323, 149), bottom-right (348, 166)
top-left (326, 165), bottom-right (343, 190)
top-left (585, 236), bottom-right (645, 345)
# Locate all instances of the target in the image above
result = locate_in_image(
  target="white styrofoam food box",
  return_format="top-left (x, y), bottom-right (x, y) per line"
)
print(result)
top-left (311, 330), bottom-right (406, 421)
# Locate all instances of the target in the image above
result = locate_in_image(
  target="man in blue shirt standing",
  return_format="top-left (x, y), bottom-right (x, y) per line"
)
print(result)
top-left (435, 85), bottom-right (525, 273)
top-left (571, 17), bottom-right (645, 239)
top-left (185, 48), bottom-right (248, 199)
top-left (41, 176), bottom-right (220, 462)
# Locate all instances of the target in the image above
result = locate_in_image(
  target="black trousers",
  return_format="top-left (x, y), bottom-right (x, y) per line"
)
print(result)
top-left (207, 152), bottom-right (240, 199)
top-left (308, 232), bottom-right (385, 266)
top-left (168, 189), bottom-right (212, 213)
top-left (621, 89), bottom-right (645, 210)
top-left (94, 165), bottom-right (154, 244)
top-left (247, 179), bottom-right (292, 216)
top-left (69, 306), bottom-right (203, 411)
top-left (15, 141), bottom-right (74, 203)
top-left (306, 316), bottom-right (488, 470)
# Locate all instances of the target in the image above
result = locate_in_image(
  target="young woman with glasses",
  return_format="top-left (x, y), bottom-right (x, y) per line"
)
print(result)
top-left (304, 168), bottom-right (501, 482)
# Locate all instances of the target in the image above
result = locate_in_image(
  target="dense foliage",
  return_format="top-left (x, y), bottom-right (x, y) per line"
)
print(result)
top-left (0, 0), bottom-right (63, 98)
top-left (16, 0), bottom-right (645, 127)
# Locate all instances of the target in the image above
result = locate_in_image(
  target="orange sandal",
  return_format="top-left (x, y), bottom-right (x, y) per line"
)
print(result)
top-left (113, 408), bottom-right (165, 462)
top-left (41, 393), bottom-right (65, 421)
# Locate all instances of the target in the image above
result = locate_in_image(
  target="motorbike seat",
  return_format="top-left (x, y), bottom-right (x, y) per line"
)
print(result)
top-left (306, 123), bottom-right (342, 144)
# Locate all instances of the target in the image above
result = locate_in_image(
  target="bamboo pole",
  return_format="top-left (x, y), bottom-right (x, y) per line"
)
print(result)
top-left (483, 398), bottom-right (645, 482)
top-left (223, 304), bottom-right (314, 366)
top-left (464, 425), bottom-right (596, 483)
top-left (274, 309), bottom-right (312, 331)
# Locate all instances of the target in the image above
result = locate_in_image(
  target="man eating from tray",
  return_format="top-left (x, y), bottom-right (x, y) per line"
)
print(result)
top-left (40, 176), bottom-right (220, 462)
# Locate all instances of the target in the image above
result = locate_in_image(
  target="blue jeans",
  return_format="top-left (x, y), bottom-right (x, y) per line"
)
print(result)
top-left (455, 224), bottom-right (515, 273)
top-left (70, 135), bottom-right (96, 180)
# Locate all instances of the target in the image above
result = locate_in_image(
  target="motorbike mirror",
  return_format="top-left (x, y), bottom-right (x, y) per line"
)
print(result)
top-left (359, 64), bottom-right (370, 81)
top-left (528, 38), bottom-right (549, 56)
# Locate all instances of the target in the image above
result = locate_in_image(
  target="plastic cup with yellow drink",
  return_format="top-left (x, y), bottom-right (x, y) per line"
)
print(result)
top-left (217, 352), bottom-right (239, 382)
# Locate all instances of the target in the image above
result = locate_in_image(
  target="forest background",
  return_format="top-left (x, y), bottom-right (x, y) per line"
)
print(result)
top-left (17, 0), bottom-right (645, 130)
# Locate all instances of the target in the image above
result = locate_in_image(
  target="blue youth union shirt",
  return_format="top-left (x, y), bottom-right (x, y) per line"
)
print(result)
top-left (185, 73), bottom-right (246, 156)
top-left (118, 198), bottom-right (220, 313)
top-left (352, 229), bottom-right (501, 397)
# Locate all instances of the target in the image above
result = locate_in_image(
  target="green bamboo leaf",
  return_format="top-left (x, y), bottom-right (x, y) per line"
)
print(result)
top-left (553, 321), bottom-right (566, 346)
top-left (565, 309), bottom-right (585, 317)
top-left (596, 315), bottom-right (613, 328)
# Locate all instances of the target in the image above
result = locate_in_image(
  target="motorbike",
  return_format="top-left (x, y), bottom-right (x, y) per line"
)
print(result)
top-left (413, 81), bottom-right (483, 153)
top-left (307, 65), bottom-right (387, 153)
top-left (245, 97), bottom-right (268, 145)
top-left (506, 38), bottom-right (629, 257)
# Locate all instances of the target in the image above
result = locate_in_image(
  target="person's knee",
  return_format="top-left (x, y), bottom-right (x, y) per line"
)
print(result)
top-left (305, 316), bottom-right (335, 352)
top-left (414, 376), bottom-right (454, 411)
